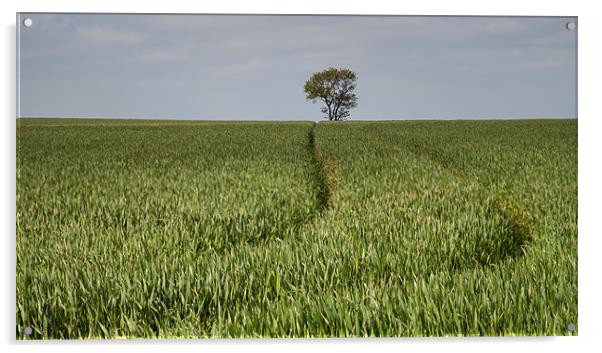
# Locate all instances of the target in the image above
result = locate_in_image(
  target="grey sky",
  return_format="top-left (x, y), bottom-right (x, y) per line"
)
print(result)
top-left (17, 14), bottom-right (577, 120)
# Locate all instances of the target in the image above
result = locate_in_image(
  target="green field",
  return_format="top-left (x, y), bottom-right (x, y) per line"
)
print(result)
top-left (16, 118), bottom-right (577, 338)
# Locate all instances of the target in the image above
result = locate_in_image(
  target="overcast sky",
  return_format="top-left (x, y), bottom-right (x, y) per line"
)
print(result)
top-left (17, 14), bottom-right (577, 120)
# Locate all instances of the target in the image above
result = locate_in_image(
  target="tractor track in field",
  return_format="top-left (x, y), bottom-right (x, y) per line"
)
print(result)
top-left (305, 123), bottom-right (533, 269)
top-left (217, 123), bottom-right (534, 269)
top-left (191, 122), bottom-right (337, 254)
top-left (308, 122), bottom-right (340, 214)
top-left (398, 138), bottom-right (535, 266)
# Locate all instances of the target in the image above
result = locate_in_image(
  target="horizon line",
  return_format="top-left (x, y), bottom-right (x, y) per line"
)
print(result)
top-left (17, 116), bottom-right (578, 122)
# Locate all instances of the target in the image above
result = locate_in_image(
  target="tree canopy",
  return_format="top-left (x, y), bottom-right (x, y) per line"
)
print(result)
top-left (304, 68), bottom-right (358, 121)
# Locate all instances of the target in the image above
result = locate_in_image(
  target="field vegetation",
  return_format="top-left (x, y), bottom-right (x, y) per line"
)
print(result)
top-left (16, 118), bottom-right (577, 338)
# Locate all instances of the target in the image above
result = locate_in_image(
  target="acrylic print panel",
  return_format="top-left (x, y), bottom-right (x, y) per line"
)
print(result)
top-left (16, 13), bottom-right (577, 339)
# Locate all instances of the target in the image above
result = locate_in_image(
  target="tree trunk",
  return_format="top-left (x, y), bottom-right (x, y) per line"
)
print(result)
top-left (333, 102), bottom-right (342, 121)
top-left (327, 103), bottom-right (333, 121)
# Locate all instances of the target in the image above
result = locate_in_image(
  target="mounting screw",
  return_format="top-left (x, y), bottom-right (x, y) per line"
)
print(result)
top-left (565, 323), bottom-right (576, 332)
top-left (23, 18), bottom-right (33, 28)
top-left (566, 22), bottom-right (576, 31)
top-left (24, 326), bottom-right (33, 335)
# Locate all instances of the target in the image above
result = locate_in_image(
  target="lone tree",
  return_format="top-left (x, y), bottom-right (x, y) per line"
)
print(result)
top-left (304, 67), bottom-right (358, 121)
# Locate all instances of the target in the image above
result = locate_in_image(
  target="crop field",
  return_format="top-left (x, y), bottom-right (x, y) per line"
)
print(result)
top-left (16, 118), bottom-right (577, 338)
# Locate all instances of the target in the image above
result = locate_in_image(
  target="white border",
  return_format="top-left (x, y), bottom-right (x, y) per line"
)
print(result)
top-left (2, 1), bottom-right (600, 352)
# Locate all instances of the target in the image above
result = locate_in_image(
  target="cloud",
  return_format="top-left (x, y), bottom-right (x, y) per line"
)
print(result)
top-left (130, 51), bottom-right (188, 62)
top-left (75, 26), bottom-right (145, 45)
